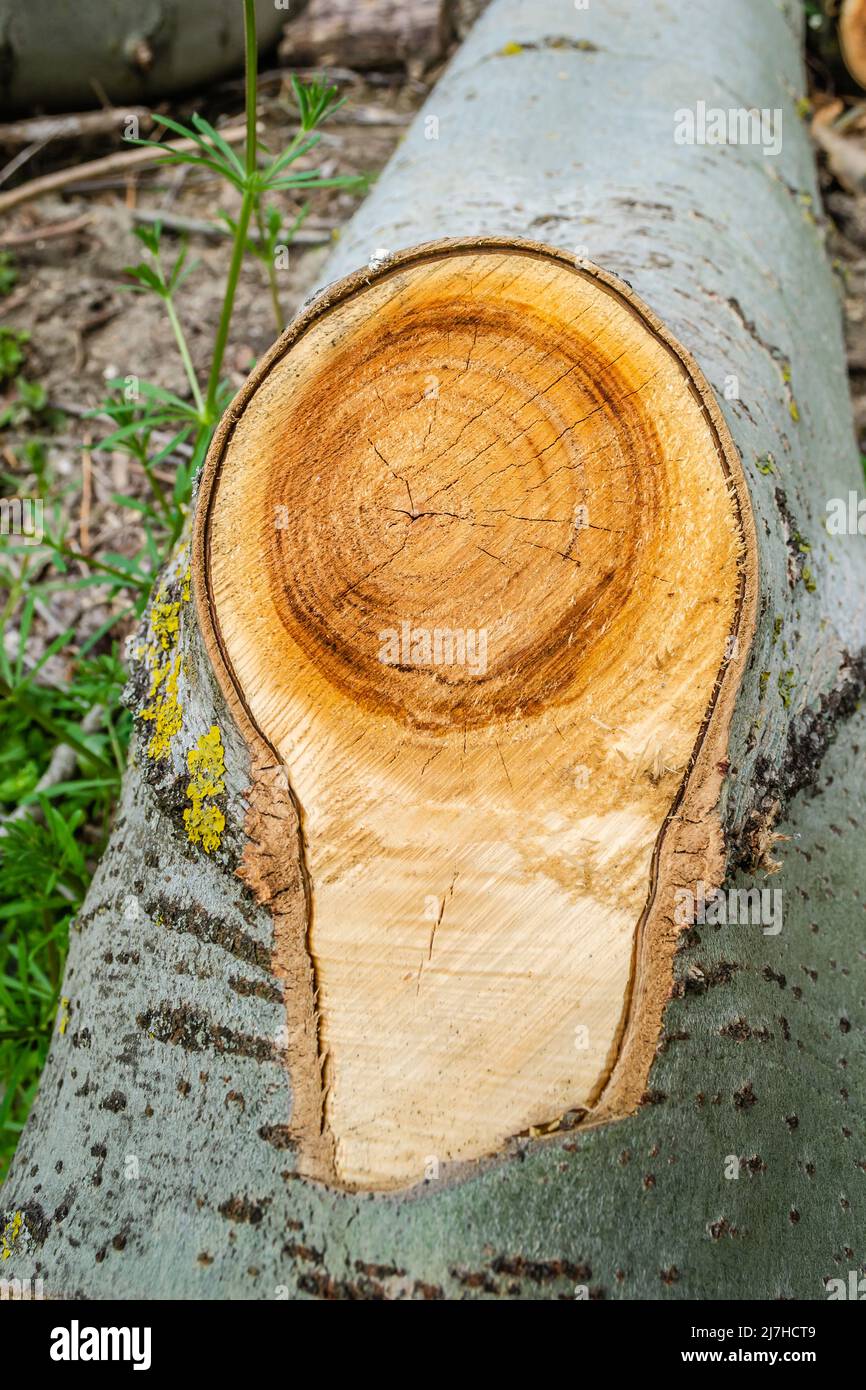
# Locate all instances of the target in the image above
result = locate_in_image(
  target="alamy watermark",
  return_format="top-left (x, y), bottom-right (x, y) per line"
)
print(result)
top-left (674, 101), bottom-right (782, 157)
top-left (378, 621), bottom-right (488, 677)
top-left (674, 880), bottom-right (782, 936)
top-left (50, 1321), bottom-right (151, 1371)
top-left (825, 1271), bottom-right (866, 1300)
top-left (826, 491), bottom-right (866, 535)
top-left (0, 497), bottom-right (43, 545)
top-left (0, 1276), bottom-right (44, 1300)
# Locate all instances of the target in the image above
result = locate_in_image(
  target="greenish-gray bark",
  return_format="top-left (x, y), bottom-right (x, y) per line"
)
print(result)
top-left (2, 0), bottom-right (865, 1300)
top-left (0, 0), bottom-right (284, 112)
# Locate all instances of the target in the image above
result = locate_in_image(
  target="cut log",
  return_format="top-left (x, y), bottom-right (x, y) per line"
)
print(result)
top-left (197, 239), bottom-right (753, 1190)
top-left (3, 0), bottom-right (866, 1299)
top-left (279, 0), bottom-right (452, 74)
top-left (840, 0), bottom-right (866, 89)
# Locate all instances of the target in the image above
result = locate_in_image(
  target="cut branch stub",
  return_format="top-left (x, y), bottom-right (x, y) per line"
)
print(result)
top-left (194, 238), bottom-right (756, 1192)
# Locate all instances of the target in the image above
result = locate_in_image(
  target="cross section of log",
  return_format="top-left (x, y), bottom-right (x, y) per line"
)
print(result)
top-left (195, 238), bottom-right (754, 1190)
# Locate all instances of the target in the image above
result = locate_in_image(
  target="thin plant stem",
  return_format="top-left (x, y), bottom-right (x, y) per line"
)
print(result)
top-left (204, 0), bottom-right (258, 420)
top-left (131, 444), bottom-right (171, 518)
top-left (243, 0), bottom-right (258, 181)
top-left (49, 541), bottom-right (150, 590)
top-left (256, 207), bottom-right (285, 334)
top-left (164, 294), bottom-right (205, 420)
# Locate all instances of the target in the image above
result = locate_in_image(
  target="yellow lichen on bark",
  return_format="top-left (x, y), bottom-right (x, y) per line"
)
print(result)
top-left (184, 725), bottom-right (226, 853)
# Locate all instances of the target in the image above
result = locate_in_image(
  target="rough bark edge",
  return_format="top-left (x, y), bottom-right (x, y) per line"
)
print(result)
top-left (191, 235), bottom-right (759, 1187)
top-left (235, 759), bottom-right (334, 1179)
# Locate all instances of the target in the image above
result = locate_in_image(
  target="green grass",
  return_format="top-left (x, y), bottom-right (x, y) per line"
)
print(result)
top-left (0, 646), bottom-right (130, 1171)
top-left (0, 0), bottom-right (366, 1181)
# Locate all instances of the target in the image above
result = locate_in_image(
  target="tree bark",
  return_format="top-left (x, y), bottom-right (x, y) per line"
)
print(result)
top-left (3, 0), bottom-right (866, 1300)
top-left (0, 0), bottom-right (284, 113)
top-left (279, 0), bottom-right (453, 75)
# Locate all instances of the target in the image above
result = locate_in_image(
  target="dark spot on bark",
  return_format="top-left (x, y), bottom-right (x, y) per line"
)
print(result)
top-left (720, 1017), bottom-right (770, 1043)
top-left (708, 1218), bottom-right (739, 1240)
top-left (218, 1195), bottom-right (270, 1225)
top-left (490, 1254), bottom-right (591, 1284)
top-left (14, 1201), bottom-right (49, 1247)
top-left (413, 1280), bottom-right (445, 1300)
top-left (640, 1088), bottom-right (666, 1106)
top-left (676, 927), bottom-right (701, 952)
top-left (704, 961), bottom-right (739, 989)
top-left (100, 1090), bottom-right (127, 1112)
top-left (229, 973), bottom-right (283, 1004)
top-left (258, 1124), bottom-right (295, 1150)
top-left (285, 1241), bottom-right (323, 1264)
top-left (785, 1114), bottom-right (799, 1131)
top-left (789, 1208), bottom-right (800, 1224)
top-left (298, 1270), bottom-right (388, 1300)
top-left (355, 1260), bottom-right (406, 1279)
top-left (772, 486), bottom-right (808, 589)
top-left (452, 1267), bottom-right (497, 1292)
top-left (733, 650), bottom-right (866, 851)
top-left (146, 894), bottom-right (271, 971)
top-left (734, 1083), bottom-right (758, 1110)
top-left (137, 1003), bottom-right (278, 1061)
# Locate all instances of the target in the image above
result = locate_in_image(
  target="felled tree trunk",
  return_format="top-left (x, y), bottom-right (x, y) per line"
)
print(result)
top-left (3, 0), bottom-right (866, 1300)
top-left (0, 0), bottom-right (284, 112)
top-left (279, 0), bottom-right (453, 74)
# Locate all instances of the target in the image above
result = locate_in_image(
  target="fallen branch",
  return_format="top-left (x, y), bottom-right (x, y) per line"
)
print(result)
top-left (0, 124), bottom-right (247, 217)
top-left (0, 214), bottom-right (92, 248)
top-left (0, 108), bottom-right (152, 148)
top-left (280, 0), bottom-right (452, 72)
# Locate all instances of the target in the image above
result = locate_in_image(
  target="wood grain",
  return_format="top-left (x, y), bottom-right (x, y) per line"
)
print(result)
top-left (195, 239), bottom-right (754, 1190)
